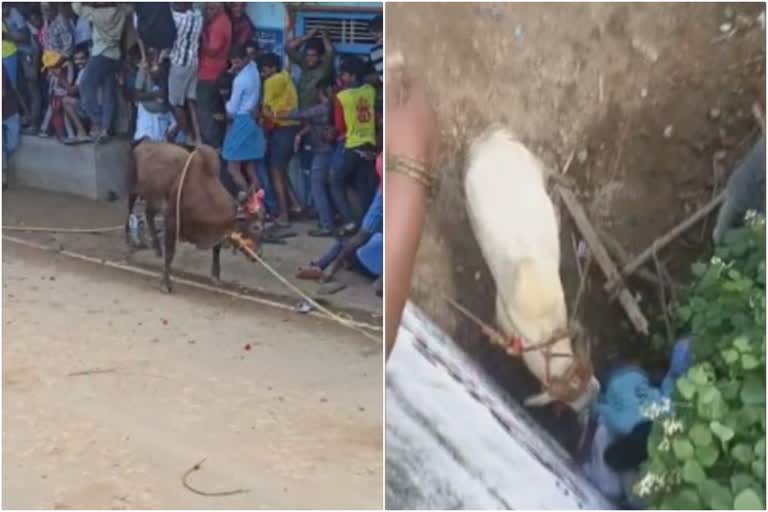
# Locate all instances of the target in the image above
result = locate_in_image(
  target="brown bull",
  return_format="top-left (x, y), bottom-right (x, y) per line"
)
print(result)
top-left (126, 141), bottom-right (265, 293)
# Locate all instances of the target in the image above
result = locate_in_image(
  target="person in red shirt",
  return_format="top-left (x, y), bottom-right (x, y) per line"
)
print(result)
top-left (196, 2), bottom-right (231, 147)
top-left (228, 3), bottom-right (254, 48)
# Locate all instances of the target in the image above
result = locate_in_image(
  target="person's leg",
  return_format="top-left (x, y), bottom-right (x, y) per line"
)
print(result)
top-left (3, 54), bottom-right (19, 88)
top-left (256, 158), bottom-right (279, 216)
top-left (270, 128), bottom-right (292, 224)
top-left (244, 160), bottom-right (261, 190)
top-left (310, 149), bottom-right (335, 232)
top-left (196, 80), bottom-right (217, 147)
top-left (3, 113), bottom-right (21, 186)
top-left (354, 150), bottom-right (377, 222)
top-left (187, 99), bottom-right (201, 145)
top-left (168, 64), bottom-right (191, 142)
top-left (315, 239), bottom-right (346, 270)
top-left (62, 97), bottom-right (88, 137)
top-left (227, 160), bottom-right (249, 193)
top-left (186, 70), bottom-right (202, 144)
top-left (329, 148), bottom-right (358, 226)
top-left (97, 57), bottom-right (120, 139)
top-left (78, 55), bottom-right (104, 133)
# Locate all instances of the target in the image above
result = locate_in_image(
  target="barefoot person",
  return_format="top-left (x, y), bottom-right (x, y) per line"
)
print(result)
top-left (222, 45), bottom-right (265, 196)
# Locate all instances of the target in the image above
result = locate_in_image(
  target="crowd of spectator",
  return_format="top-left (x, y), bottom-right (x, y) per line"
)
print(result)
top-left (3, 2), bottom-right (383, 294)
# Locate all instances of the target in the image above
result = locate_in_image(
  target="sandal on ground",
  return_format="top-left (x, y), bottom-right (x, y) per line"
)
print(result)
top-left (318, 281), bottom-right (347, 295)
top-left (295, 266), bottom-right (323, 280)
top-left (308, 227), bottom-right (335, 237)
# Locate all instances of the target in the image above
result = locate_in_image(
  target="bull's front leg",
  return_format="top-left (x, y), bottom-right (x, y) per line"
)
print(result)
top-left (211, 243), bottom-right (222, 284)
top-left (162, 207), bottom-right (177, 293)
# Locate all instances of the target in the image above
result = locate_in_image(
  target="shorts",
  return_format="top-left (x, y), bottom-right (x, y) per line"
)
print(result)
top-left (269, 125), bottom-right (299, 170)
top-left (168, 63), bottom-right (197, 107)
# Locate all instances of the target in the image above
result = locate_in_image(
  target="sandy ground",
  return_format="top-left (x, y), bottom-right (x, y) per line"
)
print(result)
top-left (386, 2), bottom-right (765, 452)
top-left (2, 242), bottom-right (383, 509)
top-left (2, 186), bottom-right (382, 324)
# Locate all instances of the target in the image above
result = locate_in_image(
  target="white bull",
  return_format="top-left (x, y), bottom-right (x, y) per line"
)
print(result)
top-left (464, 128), bottom-right (600, 413)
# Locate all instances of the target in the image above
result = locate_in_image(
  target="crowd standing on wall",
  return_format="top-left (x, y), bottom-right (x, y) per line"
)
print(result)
top-left (2, 2), bottom-right (383, 295)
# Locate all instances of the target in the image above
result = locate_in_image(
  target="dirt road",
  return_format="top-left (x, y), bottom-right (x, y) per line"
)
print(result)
top-left (2, 242), bottom-right (382, 509)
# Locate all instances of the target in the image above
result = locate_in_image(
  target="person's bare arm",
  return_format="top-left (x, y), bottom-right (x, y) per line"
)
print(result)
top-left (320, 29), bottom-right (333, 57)
top-left (384, 64), bottom-right (437, 359)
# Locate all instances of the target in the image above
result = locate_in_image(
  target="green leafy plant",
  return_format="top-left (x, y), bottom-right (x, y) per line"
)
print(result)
top-left (636, 212), bottom-right (766, 510)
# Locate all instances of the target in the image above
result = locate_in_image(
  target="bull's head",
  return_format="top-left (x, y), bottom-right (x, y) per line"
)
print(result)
top-left (234, 189), bottom-right (266, 257)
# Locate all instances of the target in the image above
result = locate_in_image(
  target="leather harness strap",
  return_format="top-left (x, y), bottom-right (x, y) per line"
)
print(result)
top-left (445, 296), bottom-right (592, 404)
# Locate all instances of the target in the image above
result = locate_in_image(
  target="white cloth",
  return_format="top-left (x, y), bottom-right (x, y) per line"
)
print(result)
top-left (133, 103), bottom-right (172, 142)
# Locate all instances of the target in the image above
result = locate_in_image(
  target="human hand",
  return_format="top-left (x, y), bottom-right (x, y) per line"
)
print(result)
top-left (385, 51), bottom-right (437, 170)
top-left (293, 134), bottom-right (302, 153)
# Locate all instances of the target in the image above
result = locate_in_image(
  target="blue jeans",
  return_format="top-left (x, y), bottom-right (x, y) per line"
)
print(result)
top-left (330, 144), bottom-right (377, 224)
top-left (3, 53), bottom-right (18, 88)
top-left (3, 113), bottom-right (21, 175)
top-left (315, 239), bottom-right (345, 270)
top-left (79, 55), bottom-right (120, 132)
top-left (256, 158), bottom-right (279, 217)
top-left (311, 149), bottom-right (335, 230)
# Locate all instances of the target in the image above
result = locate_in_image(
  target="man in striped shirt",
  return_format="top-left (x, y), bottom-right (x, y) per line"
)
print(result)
top-left (368, 15), bottom-right (382, 83)
top-left (166, 2), bottom-right (203, 145)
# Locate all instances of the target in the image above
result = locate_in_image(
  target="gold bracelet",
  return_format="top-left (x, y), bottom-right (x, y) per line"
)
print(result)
top-left (386, 155), bottom-right (435, 194)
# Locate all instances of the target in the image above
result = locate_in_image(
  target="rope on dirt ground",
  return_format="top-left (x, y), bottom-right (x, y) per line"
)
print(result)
top-left (2, 235), bottom-right (382, 335)
top-left (2, 225), bottom-right (123, 233)
top-left (250, 250), bottom-right (382, 344)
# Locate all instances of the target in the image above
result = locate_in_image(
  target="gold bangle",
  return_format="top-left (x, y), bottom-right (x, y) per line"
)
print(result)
top-left (386, 155), bottom-right (435, 194)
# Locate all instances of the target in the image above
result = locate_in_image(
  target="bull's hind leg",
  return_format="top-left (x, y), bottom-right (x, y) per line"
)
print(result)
top-left (125, 193), bottom-right (139, 247)
top-left (145, 203), bottom-right (162, 258)
top-left (211, 244), bottom-right (222, 283)
top-left (161, 207), bottom-right (177, 294)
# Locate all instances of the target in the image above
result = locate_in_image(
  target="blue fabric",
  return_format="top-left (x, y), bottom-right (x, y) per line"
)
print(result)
top-left (310, 149), bottom-right (335, 230)
top-left (330, 141), bottom-right (344, 172)
top-left (256, 159), bottom-right (279, 216)
top-left (222, 114), bottom-right (266, 162)
top-left (226, 61), bottom-right (260, 117)
top-left (361, 190), bottom-right (383, 233)
top-left (661, 336), bottom-right (693, 396)
top-left (3, 54), bottom-right (18, 87)
top-left (595, 366), bottom-right (662, 437)
top-left (356, 232), bottom-right (382, 277)
top-left (79, 54), bottom-right (120, 131)
top-left (2, 113), bottom-right (20, 172)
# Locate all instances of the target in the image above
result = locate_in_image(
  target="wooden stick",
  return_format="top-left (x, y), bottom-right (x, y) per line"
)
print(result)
top-left (596, 227), bottom-right (664, 287)
top-left (652, 247), bottom-right (674, 345)
top-left (605, 191), bottom-right (726, 292)
top-left (556, 185), bottom-right (649, 334)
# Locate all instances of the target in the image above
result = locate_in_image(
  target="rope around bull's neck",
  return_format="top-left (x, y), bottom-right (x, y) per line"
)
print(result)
top-left (175, 149), bottom-right (198, 246)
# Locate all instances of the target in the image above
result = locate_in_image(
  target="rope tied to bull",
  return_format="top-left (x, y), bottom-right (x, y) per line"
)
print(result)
top-left (445, 296), bottom-right (593, 404)
top-left (174, 148), bottom-right (198, 246)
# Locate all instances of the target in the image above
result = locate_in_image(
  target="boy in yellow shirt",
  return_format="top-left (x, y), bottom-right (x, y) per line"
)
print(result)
top-left (258, 52), bottom-right (302, 226)
top-left (330, 57), bottom-right (377, 234)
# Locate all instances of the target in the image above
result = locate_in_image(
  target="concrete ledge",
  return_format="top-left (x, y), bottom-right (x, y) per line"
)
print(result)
top-left (12, 135), bottom-right (130, 201)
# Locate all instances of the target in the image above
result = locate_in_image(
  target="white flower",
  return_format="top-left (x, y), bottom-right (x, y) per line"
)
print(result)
top-left (745, 210), bottom-right (757, 221)
top-left (634, 471), bottom-right (668, 497)
top-left (641, 398), bottom-right (673, 420)
top-left (662, 418), bottom-right (684, 436)
top-left (658, 438), bottom-right (671, 452)
top-left (710, 256), bottom-right (724, 266)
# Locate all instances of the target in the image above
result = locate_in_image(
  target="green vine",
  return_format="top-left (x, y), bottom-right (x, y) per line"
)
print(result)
top-left (636, 211), bottom-right (766, 510)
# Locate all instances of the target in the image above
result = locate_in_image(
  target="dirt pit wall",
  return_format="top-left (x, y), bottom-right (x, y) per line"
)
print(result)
top-left (386, 2), bottom-right (765, 451)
